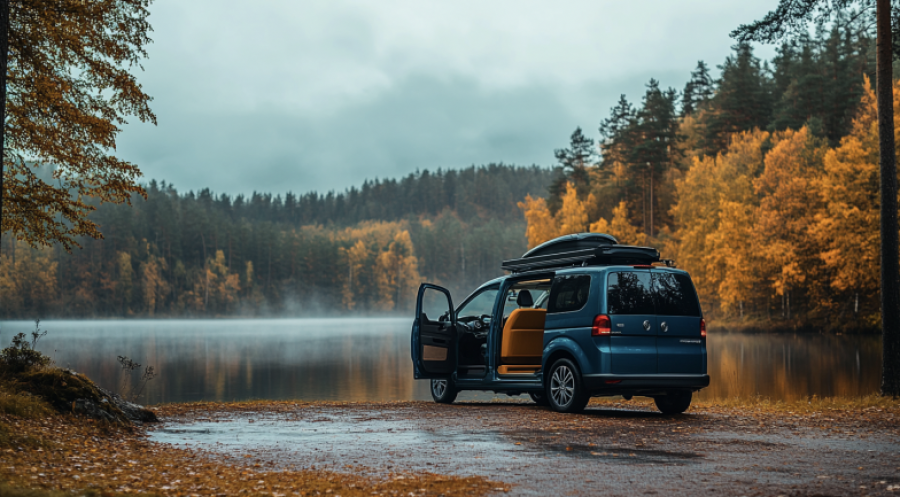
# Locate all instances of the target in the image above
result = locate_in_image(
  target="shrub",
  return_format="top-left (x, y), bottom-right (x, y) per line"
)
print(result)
top-left (0, 320), bottom-right (51, 374)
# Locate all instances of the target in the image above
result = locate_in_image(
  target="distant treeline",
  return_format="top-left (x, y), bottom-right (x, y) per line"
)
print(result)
top-left (0, 164), bottom-right (555, 318)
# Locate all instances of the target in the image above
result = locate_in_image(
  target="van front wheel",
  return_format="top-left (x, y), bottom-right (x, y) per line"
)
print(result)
top-left (545, 359), bottom-right (589, 413)
top-left (431, 379), bottom-right (458, 404)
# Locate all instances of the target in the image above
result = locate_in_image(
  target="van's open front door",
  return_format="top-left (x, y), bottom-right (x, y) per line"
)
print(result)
top-left (411, 284), bottom-right (456, 379)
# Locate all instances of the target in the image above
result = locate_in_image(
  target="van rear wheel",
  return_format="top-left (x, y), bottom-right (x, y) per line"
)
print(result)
top-left (545, 359), bottom-right (589, 413)
top-left (431, 379), bottom-right (458, 404)
top-left (654, 391), bottom-right (692, 415)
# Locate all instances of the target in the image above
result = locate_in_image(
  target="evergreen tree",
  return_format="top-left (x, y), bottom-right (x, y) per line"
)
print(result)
top-left (682, 61), bottom-right (715, 116)
top-left (547, 127), bottom-right (595, 213)
top-left (631, 80), bottom-right (682, 236)
top-left (703, 43), bottom-right (775, 154)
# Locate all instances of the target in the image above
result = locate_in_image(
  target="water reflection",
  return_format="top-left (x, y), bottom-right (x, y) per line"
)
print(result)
top-left (699, 331), bottom-right (882, 401)
top-left (0, 319), bottom-right (882, 404)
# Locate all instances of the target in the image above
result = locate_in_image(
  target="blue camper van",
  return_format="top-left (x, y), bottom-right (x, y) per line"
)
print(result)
top-left (410, 233), bottom-right (708, 414)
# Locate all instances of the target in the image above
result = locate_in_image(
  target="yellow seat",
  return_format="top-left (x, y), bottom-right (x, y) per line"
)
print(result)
top-left (500, 308), bottom-right (546, 367)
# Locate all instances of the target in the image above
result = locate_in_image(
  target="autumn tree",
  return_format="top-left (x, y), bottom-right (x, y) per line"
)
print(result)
top-left (672, 130), bottom-right (769, 312)
top-left (375, 231), bottom-right (421, 312)
top-left (754, 127), bottom-right (828, 320)
top-left (519, 195), bottom-right (557, 249)
top-left (813, 77), bottom-right (897, 324)
top-left (589, 201), bottom-right (646, 246)
top-left (1, 0), bottom-right (156, 249)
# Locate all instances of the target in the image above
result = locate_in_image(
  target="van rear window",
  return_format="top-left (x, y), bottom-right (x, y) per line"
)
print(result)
top-left (607, 272), bottom-right (654, 315)
top-left (547, 275), bottom-right (591, 314)
top-left (652, 272), bottom-right (701, 316)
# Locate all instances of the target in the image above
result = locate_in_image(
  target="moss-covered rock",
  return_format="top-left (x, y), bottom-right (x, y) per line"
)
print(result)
top-left (8, 368), bottom-right (156, 425)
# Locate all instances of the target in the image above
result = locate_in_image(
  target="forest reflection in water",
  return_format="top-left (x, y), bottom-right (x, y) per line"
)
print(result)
top-left (0, 318), bottom-right (882, 404)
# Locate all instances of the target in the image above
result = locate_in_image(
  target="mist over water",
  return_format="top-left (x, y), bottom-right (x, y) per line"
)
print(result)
top-left (0, 318), bottom-right (881, 404)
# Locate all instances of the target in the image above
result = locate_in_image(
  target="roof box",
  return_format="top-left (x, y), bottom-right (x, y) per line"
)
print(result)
top-left (501, 233), bottom-right (661, 273)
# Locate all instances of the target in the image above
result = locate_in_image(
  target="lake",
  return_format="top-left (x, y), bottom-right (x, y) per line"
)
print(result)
top-left (0, 318), bottom-right (882, 405)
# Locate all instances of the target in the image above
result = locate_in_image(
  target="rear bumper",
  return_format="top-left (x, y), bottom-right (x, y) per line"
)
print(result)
top-left (582, 374), bottom-right (710, 396)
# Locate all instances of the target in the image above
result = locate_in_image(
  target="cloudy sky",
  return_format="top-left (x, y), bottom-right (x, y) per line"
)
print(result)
top-left (116, 0), bottom-right (778, 197)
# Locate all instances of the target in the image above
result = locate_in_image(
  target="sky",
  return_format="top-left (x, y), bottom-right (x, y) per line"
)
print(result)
top-left (116, 0), bottom-right (779, 197)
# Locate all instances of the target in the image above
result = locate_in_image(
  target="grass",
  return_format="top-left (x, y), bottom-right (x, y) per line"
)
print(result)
top-left (693, 393), bottom-right (900, 413)
top-left (0, 383), bottom-right (53, 419)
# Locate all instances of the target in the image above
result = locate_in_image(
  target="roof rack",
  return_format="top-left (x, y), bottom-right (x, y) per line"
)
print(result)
top-left (501, 245), bottom-right (661, 273)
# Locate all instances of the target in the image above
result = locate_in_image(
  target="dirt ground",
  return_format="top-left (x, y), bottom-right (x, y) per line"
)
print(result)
top-left (150, 398), bottom-right (900, 496)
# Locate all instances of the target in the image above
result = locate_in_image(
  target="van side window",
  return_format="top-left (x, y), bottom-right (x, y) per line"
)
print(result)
top-left (652, 272), bottom-right (701, 316)
top-left (607, 272), bottom-right (654, 315)
top-left (547, 275), bottom-right (591, 314)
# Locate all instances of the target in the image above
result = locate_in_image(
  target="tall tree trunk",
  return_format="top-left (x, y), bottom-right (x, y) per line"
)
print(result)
top-left (0, 0), bottom-right (7, 225)
top-left (877, 0), bottom-right (900, 397)
top-left (642, 173), bottom-right (647, 236)
top-left (650, 171), bottom-right (654, 239)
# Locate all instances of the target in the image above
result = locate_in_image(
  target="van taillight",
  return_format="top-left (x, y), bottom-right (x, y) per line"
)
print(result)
top-left (592, 315), bottom-right (611, 336)
top-left (700, 318), bottom-right (707, 338)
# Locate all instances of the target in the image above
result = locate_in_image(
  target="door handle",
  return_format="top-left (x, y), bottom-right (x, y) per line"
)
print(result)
top-left (660, 321), bottom-right (668, 333)
top-left (643, 320), bottom-right (651, 331)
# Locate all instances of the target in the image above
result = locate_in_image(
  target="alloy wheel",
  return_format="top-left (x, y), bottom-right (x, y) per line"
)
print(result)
top-left (550, 365), bottom-right (575, 407)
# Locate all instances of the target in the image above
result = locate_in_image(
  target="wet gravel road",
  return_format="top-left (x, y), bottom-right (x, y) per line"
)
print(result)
top-left (150, 400), bottom-right (900, 496)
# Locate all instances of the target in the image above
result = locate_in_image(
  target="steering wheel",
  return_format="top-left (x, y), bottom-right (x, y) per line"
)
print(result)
top-left (469, 314), bottom-right (491, 337)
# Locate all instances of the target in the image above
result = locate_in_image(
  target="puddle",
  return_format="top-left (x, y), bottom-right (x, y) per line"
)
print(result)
top-left (537, 442), bottom-right (702, 464)
top-left (150, 412), bottom-right (523, 476)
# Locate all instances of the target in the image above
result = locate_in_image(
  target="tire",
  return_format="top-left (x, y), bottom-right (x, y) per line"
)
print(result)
top-left (430, 378), bottom-right (458, 404)
top-left (528, 391), bottom-right (549, 406)
top-left (654, 391), bottom-right (692, 415)
top-left (545, 358), bottom-right (590, 413)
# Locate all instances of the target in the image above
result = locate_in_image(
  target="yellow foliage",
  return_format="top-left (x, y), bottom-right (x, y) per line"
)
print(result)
top-left (590, 201), bottom-right (646, 246)
top-left (519, 182), bottom-right (597, 249)
top-left (754, 127), bottom-right (825, 298)
top-left (671, 130), bottom-right (770, 310)
top-left (375, 231), bottom-right (422, 312)
top-left (0, 243), bottom-right (58, 316)
top-left (812, 77), bottom-right (889, 301)
top-left (187, 250), bottom-right (241, 315)
top-left (341, 240), bottom-right (370, 311)
top-left (141, 254), bottom-right (169, 317)
top-left (518, 195), bottom-right (557, 249)
top-left (557, 182), bottom-right (591, 235)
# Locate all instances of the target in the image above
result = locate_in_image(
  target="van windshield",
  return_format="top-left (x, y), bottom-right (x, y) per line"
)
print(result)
top-left (457, 287), bottom-right (499, 321)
